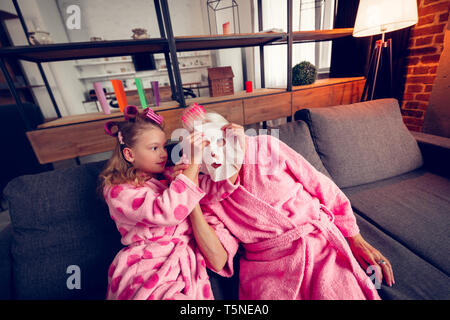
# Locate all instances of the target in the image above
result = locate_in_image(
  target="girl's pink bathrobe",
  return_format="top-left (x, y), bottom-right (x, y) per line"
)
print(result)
top-left (103, 173), bottom-right (239, 300)
top-left (200, 135), bottom-right (381, 300)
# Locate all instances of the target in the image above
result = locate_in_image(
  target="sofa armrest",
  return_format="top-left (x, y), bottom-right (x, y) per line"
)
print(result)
top-left (0, 224), bottom-right (13, 299)
top-left (411, 131), bottom-right (450, 178)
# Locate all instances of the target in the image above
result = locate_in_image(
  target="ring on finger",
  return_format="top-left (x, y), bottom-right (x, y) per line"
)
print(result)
top-left (377, 259), bottom-right (387, 265)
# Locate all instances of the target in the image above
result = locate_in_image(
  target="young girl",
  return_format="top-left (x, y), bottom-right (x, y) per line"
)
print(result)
top-left (98, 105), bottom-right (239, 300)
top-left (182, 103), bottom-right (394, 300)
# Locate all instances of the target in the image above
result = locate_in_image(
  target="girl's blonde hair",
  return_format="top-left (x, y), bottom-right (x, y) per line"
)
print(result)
top-left (97, 108), bottom-right (165, 198)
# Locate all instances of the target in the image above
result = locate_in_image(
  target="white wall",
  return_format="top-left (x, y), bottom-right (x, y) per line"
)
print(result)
top-left (202, 0), bottom-right (254, 92)
top-left (60, 0), bottom-right (209, 41)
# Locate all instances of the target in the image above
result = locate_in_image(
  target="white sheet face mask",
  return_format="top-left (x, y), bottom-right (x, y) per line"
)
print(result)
top-left (194, 122), bottom-right (244, 182)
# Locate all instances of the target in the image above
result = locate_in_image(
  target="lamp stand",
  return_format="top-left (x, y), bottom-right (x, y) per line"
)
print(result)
top-left (361, 33), bottom-right (393, 101)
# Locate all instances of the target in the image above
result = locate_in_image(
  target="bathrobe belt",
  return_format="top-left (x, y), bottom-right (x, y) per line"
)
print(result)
top-left (243, 206), bottom-right (335, 260)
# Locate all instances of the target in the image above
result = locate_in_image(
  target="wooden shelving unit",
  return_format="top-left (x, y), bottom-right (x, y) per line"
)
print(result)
top-left (0, 38), bottom-right (169, 62)
top-left (0, 29), bottom-right (352, 62)
top-left (0, 0), bottom-right (357, 164)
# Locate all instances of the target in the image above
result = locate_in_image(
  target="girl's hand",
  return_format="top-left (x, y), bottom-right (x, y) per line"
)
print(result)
top-left (181, 131), bottom-right (207, 165)
top-left (179, 132), bottom-right (207, 185)
top-left (170, 163), bottom-right (189, 180)
top-left (347, 233), bottom-right (395, 287)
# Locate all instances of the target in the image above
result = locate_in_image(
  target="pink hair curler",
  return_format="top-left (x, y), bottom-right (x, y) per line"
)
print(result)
top-left (104, 121), bottom-right (119, 137)
top-left (124, 105), bottom-right (139, 121)
top-left (143, 107), bottom-right (164, 125)
top-left (181, 103), bottom-right (206, 132)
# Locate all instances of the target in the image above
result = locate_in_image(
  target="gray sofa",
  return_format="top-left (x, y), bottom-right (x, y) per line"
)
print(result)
top-left (1, 98), bottom-right (449, 300)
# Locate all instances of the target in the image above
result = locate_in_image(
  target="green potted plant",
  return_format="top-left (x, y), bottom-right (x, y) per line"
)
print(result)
top-left (292, 61), bottom-right (317, 86)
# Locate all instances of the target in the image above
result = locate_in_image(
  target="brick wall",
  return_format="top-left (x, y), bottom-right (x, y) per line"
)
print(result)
top-left (401, 0), bottom-right (449, 131)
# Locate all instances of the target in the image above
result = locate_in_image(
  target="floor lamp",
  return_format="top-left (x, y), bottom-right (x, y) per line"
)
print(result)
top-left (353, 0), bottom-right (418, 102)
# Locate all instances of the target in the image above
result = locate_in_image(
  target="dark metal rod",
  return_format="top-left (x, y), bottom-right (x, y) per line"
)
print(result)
top-left (370, 40), bottom-right (383, 101)
top-left (236, 1), bottom-right (241, 34)
top-left (0, 58), bottom-right (31, 131)
top-left (257, 0), bottom-right (267, 128)
top-left (314, 0), bottom-right (321, 69)
top-left (207, 0), bottom-right (212, 34)
top-left (37, 63), bottom-right (62, 117)
top-left (287, 0), bottom-right (293, 92)
top-left (257, 0), bottom-right (265, 88)
top-left (154, 0), bottom-right (166, 37)
top-left (164, 58), bottom-right (177, 102)
top-left (154, 0), bottom-right (177, 101)
top-left (12, 0), bottom-right (62, 118)
top-left (160, 0), bottom-right (185, 108)
top-left (0, 18), bottom-right (38, 106)
top-left (388, 38), bottom-right (393, 97)
top-left (361, 40), bottom-right (378, 101)
top-left (232, 3), bottom-right (236, 33)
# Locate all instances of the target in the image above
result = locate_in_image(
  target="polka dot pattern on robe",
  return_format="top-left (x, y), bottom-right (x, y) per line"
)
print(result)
top-left (110, 185), bottom-right (123, 198)
top-left (132, 197), bottom-right (145, 210)
top-left (174, 205), bottom-right (188, 220)
top-left (171, 180), bottom-right (187, 193)
top-left (144, 274), bottom-right (159, 290)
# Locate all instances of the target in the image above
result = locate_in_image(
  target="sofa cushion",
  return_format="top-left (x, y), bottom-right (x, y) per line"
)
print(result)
top-left (3, 160), bottom-right (122, 299)
top-left (355, 213), bottom-right (450, 300)
top-left (0, 224), bottom-right (13, 299)
top-left (267, 120), bottom-right (332, 178)
top-left (295, 98), bottom-right (423, 188)
top-left (343, 169), bottom-right (450, 276)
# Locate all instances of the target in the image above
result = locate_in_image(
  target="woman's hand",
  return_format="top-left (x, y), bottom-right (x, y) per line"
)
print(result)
top-left (221, 123), bottom-right (246, 156)
top-left (347, 233), bottom-right (395, 287)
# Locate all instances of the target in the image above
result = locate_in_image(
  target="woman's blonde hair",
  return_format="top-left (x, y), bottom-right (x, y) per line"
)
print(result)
top-left (97, 108), bottom-right (165, 198)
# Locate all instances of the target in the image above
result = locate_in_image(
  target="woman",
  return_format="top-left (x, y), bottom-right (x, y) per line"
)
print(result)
top-left (180, 103), bottom-right (394, 300)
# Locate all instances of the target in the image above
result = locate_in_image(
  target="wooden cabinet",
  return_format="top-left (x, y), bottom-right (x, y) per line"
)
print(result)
top-left (203, 100), bottom-right (244, 125)
top-left (292, 78), bottom-right (365, 116)
top-left (330, 80), bottom-right (365, 106)
top-left (27, 119), bottom-right (117, 164)
top-left (159, 107), bottom-right (184, 140)
top-left (243, 92), bottom-right (292, 125)
top-left (292, 85), bottom-right (332, 111)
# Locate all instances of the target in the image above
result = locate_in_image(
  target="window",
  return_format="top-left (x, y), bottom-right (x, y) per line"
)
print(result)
top-left (253, 0), bottom-right (336, 88)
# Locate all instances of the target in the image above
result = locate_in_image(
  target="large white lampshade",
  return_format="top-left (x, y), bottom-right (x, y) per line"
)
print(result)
top-left (353, 0), bottom-right (418, 37)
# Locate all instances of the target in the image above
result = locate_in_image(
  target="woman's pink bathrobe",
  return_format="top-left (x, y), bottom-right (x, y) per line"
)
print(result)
top-left (103, 173), bottom-right (239, 300)
top-left (200, 134), bottom-right (381, 300)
